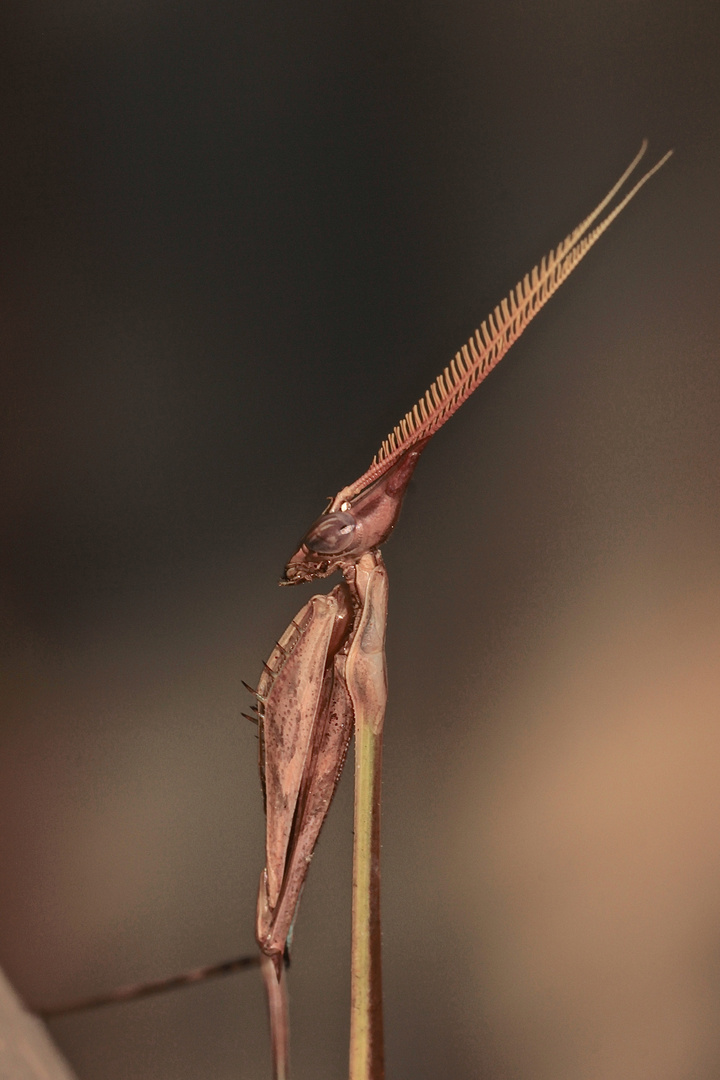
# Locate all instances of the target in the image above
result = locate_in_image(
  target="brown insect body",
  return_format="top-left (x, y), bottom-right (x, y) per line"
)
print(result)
top-left (256, 433), bottom-right (424, 971)
top-left (254, 436), bottom-right (414, 964)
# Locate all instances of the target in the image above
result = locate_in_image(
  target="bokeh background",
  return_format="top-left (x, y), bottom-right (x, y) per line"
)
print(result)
top-left (2, 2), bottom-right (720, 1078)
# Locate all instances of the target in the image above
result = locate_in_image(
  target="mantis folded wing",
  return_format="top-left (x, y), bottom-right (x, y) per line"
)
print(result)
top-left (254, 584), bottom-right (358, 1080)
top-left (250, 140), bottom-right (672, 1079)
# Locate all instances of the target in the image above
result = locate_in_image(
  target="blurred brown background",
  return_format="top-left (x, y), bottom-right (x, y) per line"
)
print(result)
top-left (1, 1), bottom-right (720, 1078)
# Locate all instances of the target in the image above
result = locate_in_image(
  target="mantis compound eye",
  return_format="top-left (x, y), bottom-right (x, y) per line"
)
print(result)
top-left (303, 511), bottom-right (358, 554)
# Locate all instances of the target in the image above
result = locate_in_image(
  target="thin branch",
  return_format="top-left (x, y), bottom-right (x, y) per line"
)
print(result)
top-left (32, 954), bottom-right (261, 1019)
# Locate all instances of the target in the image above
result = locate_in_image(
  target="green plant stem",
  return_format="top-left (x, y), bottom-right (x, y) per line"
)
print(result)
top-left (349, 702), bottom-right (385, 1080)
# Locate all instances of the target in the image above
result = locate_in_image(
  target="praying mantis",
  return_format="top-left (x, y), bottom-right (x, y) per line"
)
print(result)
top-left (247, 140), bottom-right (672, 1079)
top-left (34, 140), bottom-right (672, 1080)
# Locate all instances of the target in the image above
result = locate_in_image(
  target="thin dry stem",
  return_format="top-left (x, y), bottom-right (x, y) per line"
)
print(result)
top-left (261, 952), bottom-right (290, 1080)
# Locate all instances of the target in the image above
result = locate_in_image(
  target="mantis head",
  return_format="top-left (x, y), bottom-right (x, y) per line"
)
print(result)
top-left (282, 438), bottom-right (430, 584)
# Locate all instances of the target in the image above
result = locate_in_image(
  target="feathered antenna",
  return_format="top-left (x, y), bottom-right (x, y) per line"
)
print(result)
top-left (335, 141), bottom-right (672, 506)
